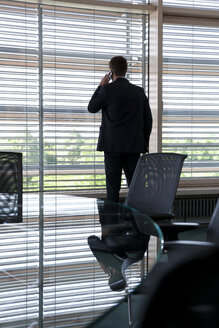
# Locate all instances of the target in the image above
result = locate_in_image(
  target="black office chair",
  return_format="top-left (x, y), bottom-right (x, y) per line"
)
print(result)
top-left (164, 198), bottom-right (219, 250)
top-left (124, 152), bottom-right (192, 243)
top-left (125, 152), bottom-right (187, 222)
top-left (139, 244), bottom-right (219, 328)
top-left (207, 198), bottom-right (219, 243)
top-left (0, 151), bottom-right (22, 223)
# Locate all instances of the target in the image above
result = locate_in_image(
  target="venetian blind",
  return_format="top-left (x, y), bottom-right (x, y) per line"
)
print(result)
top-left (162, 22), bottom-right (219, 179)
top-left (42, 4), bottom-right (149, 192)
top-left (0, 0), bottom-right (149, 192)
top-left (100, 0), bottom-right (149, 3)
top-left (0, 1), bottom-right (39, 191)
top-left (163, 0), bottom-right (219, 9)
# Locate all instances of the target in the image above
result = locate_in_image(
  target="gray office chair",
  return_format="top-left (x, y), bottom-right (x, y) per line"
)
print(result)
top-left (0, 151), bottom-right (22, 223)
top-left (164, 198), bottom-right (219, 249)
top-left (205, 198), bottom-right (219, 243)
top-left (125, 152), bottom-right (187, 222)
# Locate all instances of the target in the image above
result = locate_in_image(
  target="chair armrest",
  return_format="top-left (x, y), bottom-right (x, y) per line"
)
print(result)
top-left (159, 222), bottom-right (199, 241)
top-left (149, 213), bottom-right (175, 221)
top-left (164, 240), bottom-right (214, 251)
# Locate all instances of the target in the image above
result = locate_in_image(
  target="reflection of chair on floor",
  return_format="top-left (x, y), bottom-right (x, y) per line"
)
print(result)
top-left (88, 229), bottom-right (150, 326)
top-left (0, 152), bottom-right (22, 223)
top-left (139, 244), bottom-right (219, 328)
top-left (88, 231), bottom-right (149, 292)
top-left (88, 200), bottom-right (154, 326)
top-left (124, 152), bottom-right (193, 241)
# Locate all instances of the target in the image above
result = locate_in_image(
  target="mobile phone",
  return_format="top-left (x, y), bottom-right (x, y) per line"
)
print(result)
top-left (109, 71), bottom-right (113, 80)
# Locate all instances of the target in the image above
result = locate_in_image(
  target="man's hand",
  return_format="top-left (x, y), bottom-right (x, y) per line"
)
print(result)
top-left (99, 73), bottom-right (111, 86)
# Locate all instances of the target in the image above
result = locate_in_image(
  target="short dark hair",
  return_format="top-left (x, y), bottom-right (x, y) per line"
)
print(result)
top-left (109, 56), bottom-right (128, 76)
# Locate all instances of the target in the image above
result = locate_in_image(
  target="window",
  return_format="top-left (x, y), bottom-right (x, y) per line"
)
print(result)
top-left (162, 22), bottom-right (219, 179)
top-left (163, 0), bottom-right (219, 9)
top-left (101, 0), bottom-right (150, 3)
top-left (0, 1), bottom-right (39, 190)
top-left (0, 1), bottom-right (149, 192)
top-left (0, 3), bottom-right (150, 325)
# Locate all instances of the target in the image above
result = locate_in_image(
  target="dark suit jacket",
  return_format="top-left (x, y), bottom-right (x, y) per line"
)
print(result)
top-left (88, 78), bottom-right (152, 153)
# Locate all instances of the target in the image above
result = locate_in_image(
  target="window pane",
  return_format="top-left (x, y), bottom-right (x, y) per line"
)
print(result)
top-left (163, 23), bottom-right (219, 178)
top-left (100, 0), bottom-right (149, 4)
top-left (0, 1), bottom-right (39, 191)
top-left (163, 0), bottom-right (219, 9)
top-left (0, 1), bottom-right (149, 192)
top-left (42, 5), bottom-right (149, 191)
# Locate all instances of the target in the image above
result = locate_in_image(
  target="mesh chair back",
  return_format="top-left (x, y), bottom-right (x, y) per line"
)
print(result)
top-left (0, 152), bottom-right (22, 222)
top-left (125, 153), bottom-right (187, 219)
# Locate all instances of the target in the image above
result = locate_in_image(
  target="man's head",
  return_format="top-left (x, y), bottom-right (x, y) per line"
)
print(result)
top-left (109, 56), bottom-right (128, 78)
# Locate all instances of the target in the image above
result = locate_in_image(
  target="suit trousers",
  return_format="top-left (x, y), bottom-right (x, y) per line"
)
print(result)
top-left (104, 152), bottom-right (140, 202)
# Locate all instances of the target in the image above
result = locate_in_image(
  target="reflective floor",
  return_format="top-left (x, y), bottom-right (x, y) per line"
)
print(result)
top-left (0, 193), bottom-right (162, 328)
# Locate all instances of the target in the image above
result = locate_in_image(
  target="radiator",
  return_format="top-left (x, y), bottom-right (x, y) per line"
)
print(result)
top-left (173, 196), bottom-right (218, 221)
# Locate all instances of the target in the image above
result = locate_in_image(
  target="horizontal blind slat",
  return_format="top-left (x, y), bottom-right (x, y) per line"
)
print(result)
top-left (163, 22), bottom-right (219, 178)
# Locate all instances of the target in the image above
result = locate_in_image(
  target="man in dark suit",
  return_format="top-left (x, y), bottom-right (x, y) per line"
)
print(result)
top-left (88, 56), bottom-right (152, 202)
